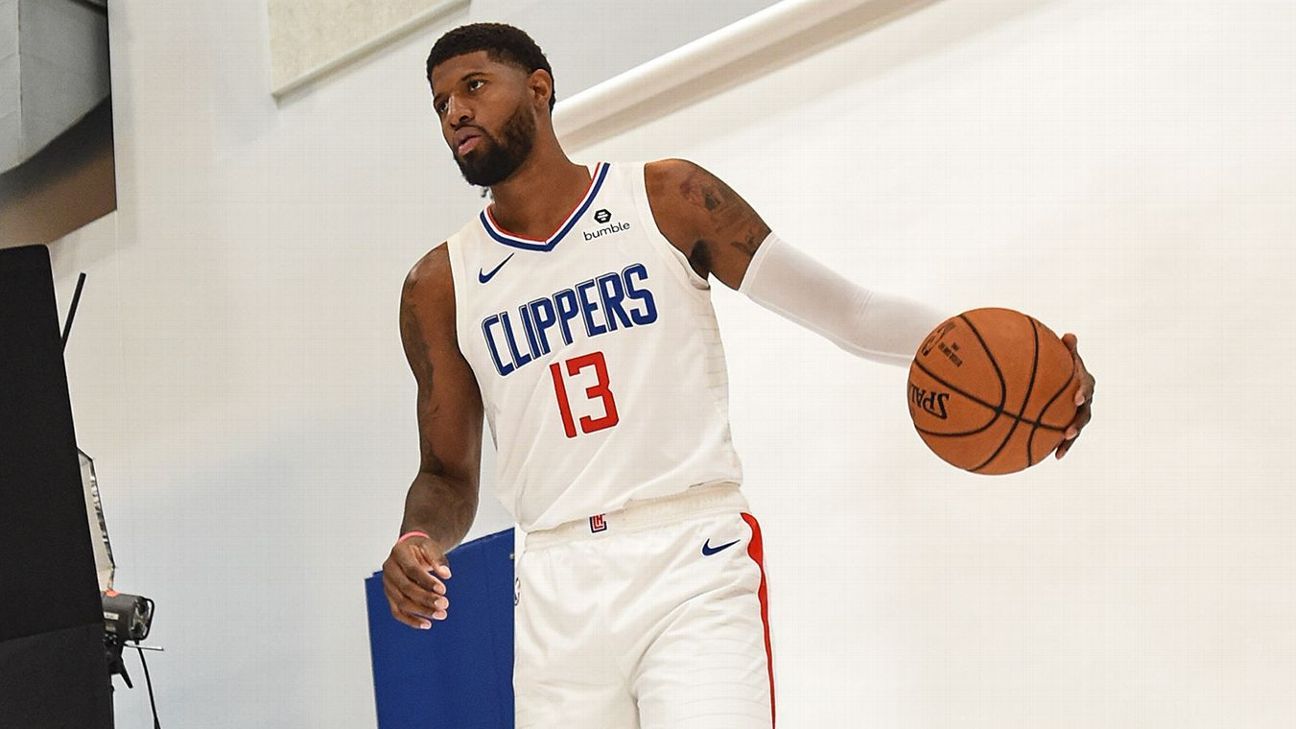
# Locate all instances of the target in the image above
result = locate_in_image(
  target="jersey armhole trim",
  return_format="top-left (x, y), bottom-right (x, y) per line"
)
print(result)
top-left (441, 235), bottom-right (472, 359)
top-left (630, 162), bottom-right (712, 292)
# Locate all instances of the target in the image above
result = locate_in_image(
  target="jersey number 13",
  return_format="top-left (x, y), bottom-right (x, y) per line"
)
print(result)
top-left (548, 351), bottom-right (619, 438)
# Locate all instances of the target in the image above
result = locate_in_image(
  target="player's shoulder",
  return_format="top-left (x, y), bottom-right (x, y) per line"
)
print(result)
top-left (402, 242), bottom-right (454, 308)
top-left (643, 157), bottom-right (705, 196)
top-left (643, 158), bottom-right (707, 218)
top-left (406, 241), bottom-right (450, 281)
top-left (642, 158), bottom-right (724, 241)
top-left (643, 157), bottom-right (730, 208)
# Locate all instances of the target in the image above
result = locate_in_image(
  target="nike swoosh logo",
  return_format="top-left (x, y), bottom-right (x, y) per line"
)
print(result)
top-left (701, 538), bottom-right (740, 556)
top-left (478, 253), bottom-right (515, 284)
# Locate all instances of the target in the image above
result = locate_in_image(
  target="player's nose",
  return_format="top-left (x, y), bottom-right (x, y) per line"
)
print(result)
top-left (446, 95), bottom-right (473, 124)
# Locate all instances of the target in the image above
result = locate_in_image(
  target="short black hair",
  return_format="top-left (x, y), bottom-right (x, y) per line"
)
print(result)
top-left (426, 23), bottom-right (556, 111)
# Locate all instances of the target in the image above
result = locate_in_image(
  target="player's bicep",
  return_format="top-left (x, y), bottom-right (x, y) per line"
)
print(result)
top-left (399, 246), bottom-right (484, 483)
top-left (645, 158), bottom-right (771, 291)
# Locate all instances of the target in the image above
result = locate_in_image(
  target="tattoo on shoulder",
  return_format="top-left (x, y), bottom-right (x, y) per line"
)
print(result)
top-left (677, 162), bottom-right (770, 261)
top-left (677, 163), bottom-right (735, 215)
top-left (730, 230), bottom-right (764, 257)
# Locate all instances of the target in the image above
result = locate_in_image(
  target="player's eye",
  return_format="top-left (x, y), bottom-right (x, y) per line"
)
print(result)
top-left (468, 79), bottom-right (485, 91)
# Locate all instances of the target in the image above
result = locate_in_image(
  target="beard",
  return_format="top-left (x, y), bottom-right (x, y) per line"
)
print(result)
top-left (453, 103), bottom-right (536, 187)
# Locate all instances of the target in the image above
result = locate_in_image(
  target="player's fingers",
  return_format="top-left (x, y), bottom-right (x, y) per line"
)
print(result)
top-left (1074, 366), bottom-right (1095, 406)
top-left (1056, 418), bottom-right (1084, 457)
top-left (403, 588), bottom-right (448, 623)
top-left (399, 554), bottom-right (448, 594)
top-left (385, 573), bottom-right (449, 623)
top-left (412, 542), bottom-right (454, 581)
top-left (384, 585), bottom-right (429, 628)
top-left (1062, 333), bottom-right (1095, 407)
top-left (1054, 439), bottom-right (1073, 459)
top-left (393, 577), bottom-right (444, 618)
top-left (1064, 403), bottom-right (1093, 439)
top-left (1076, 403), bottom-right (1093, 431)
top-left (1058, 390), bottom-right (1089, 459)
top-left (1057, 413), bottom-right (1092, 459)
top-left (383, 566), bottom-right (429, 609)
top-left (387, 562), bottom-right (446, 611)
top-left (396, 552), bottom-right (451, 621)
top-left (383, 580), bottom-right (433, 629)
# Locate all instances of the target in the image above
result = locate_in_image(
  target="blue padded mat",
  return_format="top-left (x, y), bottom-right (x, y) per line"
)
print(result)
top-left (366, 528), bottom-right (515, 729)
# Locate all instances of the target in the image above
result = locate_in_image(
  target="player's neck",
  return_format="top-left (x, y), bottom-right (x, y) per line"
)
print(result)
top-left (487, 147), bottom-right (591, 239)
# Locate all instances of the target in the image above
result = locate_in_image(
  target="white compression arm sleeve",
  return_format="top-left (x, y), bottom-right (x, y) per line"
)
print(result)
top-left (737, 232), bottom-right (948, 367)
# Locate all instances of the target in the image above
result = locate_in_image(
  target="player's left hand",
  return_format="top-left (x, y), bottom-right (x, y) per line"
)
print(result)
top-left (1054, 333), bottom-right (1095, 459)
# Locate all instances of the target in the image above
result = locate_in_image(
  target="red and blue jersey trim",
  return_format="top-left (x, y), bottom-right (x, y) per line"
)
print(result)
top-left (478, 162), bottom-right (610, 252)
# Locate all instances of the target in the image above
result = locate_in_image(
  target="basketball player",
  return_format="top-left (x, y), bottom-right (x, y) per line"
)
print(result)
top-left (383, 23), bottom-right (1094, 728)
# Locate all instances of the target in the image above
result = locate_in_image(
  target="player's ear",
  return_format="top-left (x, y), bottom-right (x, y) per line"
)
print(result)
top-left (527, 69), bottom-right (553, 112)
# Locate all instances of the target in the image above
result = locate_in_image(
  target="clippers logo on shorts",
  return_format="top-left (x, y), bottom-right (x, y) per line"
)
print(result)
top-left (589, 514), bottom-right (607, 533)
top-left (479, 263), bottom-right (658, 377)
top-left (584, 208), bottom-right (630, 241)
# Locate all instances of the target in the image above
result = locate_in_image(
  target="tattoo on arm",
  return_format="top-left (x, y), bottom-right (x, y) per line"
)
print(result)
top-left (677, 163), bottom-right (770, 270)
top-left (728, 228), bottom-right (766, 258)
top-left (399, 277), bottom-right (446, 475)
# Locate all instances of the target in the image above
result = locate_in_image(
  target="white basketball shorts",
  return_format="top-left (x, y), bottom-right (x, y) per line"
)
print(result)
top-left (514, 482), bottom-right (776, 729)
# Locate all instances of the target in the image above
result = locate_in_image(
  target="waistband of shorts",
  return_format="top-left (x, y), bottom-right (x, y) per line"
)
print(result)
top-left (523, 482), bottom-right (748, 549)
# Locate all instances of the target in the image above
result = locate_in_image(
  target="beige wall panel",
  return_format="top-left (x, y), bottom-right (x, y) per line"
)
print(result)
top-left (268, 0), bottom-right (461, 94)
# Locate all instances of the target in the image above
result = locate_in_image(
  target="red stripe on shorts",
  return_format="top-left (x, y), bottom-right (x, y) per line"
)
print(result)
top-left (741, 512), bottom-right (775, 726)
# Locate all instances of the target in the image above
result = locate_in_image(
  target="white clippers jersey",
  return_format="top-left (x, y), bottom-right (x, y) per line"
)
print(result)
top-left (444, 161), bottom-right (743, 532)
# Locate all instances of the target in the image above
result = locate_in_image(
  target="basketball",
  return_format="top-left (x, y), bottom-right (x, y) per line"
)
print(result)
top-left (907, 308), bottom-right (1079, 474)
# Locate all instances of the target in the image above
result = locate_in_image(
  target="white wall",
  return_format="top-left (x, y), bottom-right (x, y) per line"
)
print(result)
top-left (47, 0), bottom-right (1294, 727)
top-left (577, 0), bottom-right (1296, 727)
top-left (49, 1), bottom-right (776, 727)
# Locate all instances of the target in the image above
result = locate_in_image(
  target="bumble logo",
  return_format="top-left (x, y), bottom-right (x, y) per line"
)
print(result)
top-left (585, 209), bottom-right (631, 241)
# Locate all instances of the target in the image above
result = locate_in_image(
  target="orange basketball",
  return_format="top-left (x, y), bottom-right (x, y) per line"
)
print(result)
top-left (907, 308), bottom-right (1079, 474)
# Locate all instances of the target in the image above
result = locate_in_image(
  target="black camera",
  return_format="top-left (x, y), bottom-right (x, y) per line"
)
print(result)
top-left (103, 591), bottom-right (154, 691)
top-left (103, 591), bottom-right (154, 643)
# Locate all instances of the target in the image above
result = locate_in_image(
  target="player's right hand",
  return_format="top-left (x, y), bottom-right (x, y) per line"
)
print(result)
top-left (382, 535), bottom-right (452, 629)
